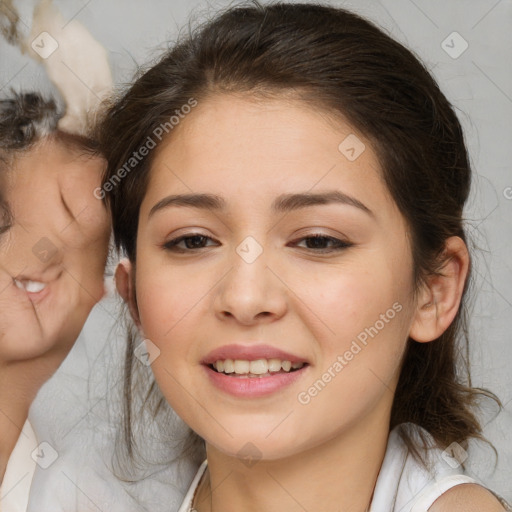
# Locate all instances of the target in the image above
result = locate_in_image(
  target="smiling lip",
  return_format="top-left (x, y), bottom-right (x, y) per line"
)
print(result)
top-left (14, 267), bottom-right (63, 303)
top-left (202, 344), bottom-right (306, 365)
top-left (202, 344), bottom-right (309, 398)
top-left (15, 266), bottom-right (63, 284)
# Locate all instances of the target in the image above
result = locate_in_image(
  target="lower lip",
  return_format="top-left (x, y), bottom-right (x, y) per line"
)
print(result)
top-left (203, 364), bottom-right (308, 398)
top-left (25, 284), bottom-right (51, 303)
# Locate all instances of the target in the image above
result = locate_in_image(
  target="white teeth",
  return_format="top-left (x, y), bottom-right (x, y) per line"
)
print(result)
top-left (25, 280), bottom-right (47, 293)
top-left (14, 279), bottom-right (47, 293)
top-left (212, 358), bottom-right (305, 375)
top-left (234, 360), bottom-right (250, 374)
top-left (223, 359), bottom-right (234, 373)
top-left (249, 359), bottom-right (268, 375)
top-left (268, 358), bottom-right (282, 372)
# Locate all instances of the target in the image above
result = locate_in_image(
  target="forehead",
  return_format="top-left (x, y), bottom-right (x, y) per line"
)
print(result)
top-left (3, 139), bottom-right (104, 221)
top-left (144, 94), bottom-right (398, 222)
top-left (6, 138), bottom-right (102, 181)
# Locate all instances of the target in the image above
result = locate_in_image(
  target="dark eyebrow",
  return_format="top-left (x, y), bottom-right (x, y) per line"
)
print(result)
top-left (149, 193), bottom-right (226, 218)
top-left (272, 191), bottom-right (373, 217)
top-left (148, 190), bottom-right (373, 218)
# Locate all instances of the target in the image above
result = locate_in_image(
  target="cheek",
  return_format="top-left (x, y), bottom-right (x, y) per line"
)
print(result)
top-left (0, 227), bottom-right (46, 276)
top-left (135, 262), bottom-right (208, 419)
top-left (300, 254), bottom-right (415, 403)
top-left (302, 260), bottom-right (408, 337)
top-left (135, 260), bottom-right (207, 348)
top-left (294, 268), bottom-right (411, 435)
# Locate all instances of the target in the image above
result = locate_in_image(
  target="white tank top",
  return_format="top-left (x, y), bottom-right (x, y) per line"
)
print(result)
top-left (177, 422), bottom-right (489, 512)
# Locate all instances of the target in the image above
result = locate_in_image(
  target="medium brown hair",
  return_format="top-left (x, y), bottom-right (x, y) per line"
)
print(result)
top-left (98, 1), bottom-right (500, 473)
top-left (0, 91), bottom-right (101, 236)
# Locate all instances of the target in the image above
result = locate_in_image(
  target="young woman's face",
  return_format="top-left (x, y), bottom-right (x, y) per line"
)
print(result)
top-left (133, 95), bottom-right (419, 460)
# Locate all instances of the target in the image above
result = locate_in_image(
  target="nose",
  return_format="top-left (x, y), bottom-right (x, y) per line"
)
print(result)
top-left (213, 245), bottom-right (288, 326)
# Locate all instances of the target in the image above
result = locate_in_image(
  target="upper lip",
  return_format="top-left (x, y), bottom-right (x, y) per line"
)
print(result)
top-left (14, 266), bottom-right (63, 284)
top-left (202, 344), bottom-right (307, 365)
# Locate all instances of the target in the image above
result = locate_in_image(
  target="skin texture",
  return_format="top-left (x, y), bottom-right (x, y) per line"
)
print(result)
top-left (0, 137), bottom-right (111, 482)
top-left (116, 94), bottom-right (502, 511)
top-left (429, 484), bottom-right (507, 512)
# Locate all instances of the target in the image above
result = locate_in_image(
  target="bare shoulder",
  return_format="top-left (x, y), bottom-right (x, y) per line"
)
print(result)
top-left (428, 483), bottom-right (508, 512)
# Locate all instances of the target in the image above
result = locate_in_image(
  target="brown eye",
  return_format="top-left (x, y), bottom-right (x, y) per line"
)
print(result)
top-left (163, 234), bottom-right (218, 252)
top-left (292, 234), bottom-right (352, 253)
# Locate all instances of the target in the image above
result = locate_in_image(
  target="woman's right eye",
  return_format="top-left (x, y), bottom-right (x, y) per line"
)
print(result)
top-left (162, 234), bottom-right (219, 252)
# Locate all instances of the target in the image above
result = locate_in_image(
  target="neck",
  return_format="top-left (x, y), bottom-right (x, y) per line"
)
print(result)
top-left (0, 355), bottom-right (59, 483)
top-left (195, 404), bottom-right (392, 512)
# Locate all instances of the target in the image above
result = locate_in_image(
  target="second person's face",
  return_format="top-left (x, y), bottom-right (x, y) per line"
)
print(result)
top-left (0, 138), bottom-right (110, 360)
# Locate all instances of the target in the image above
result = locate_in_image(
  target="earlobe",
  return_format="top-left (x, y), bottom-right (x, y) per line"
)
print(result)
top-left (409, 236), bottom-right (469, 343)
top-left (114, 258), bottom-right (143, 331)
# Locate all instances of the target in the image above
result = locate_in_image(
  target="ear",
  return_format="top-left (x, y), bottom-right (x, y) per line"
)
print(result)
top-left (409, 236), bottom-right (469, 343)
top-left (114, 258), bottom-right (143, 332)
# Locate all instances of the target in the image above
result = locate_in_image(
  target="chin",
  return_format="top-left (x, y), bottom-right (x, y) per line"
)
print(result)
top-left (201, 424), bottom-right (315, 464)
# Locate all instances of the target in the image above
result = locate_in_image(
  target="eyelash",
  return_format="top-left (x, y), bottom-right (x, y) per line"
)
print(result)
top-left (162, 233), bottom-right (353, 254)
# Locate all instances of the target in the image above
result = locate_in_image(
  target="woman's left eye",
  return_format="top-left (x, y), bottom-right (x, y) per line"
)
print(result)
top-left (162, 233), bottom-right (352, 253)
top-left (291, 234), bottom-right (352, 253)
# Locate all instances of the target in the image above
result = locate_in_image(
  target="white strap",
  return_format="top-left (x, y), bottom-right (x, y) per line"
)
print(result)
top-left (410, 475), bottom-right (478, 512)
top-left (177, 460), bottom-right (208, 512)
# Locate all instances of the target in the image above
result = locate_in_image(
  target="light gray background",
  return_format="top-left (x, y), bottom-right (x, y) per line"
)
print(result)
top-left (2, 0), bottom-right (511, 505)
